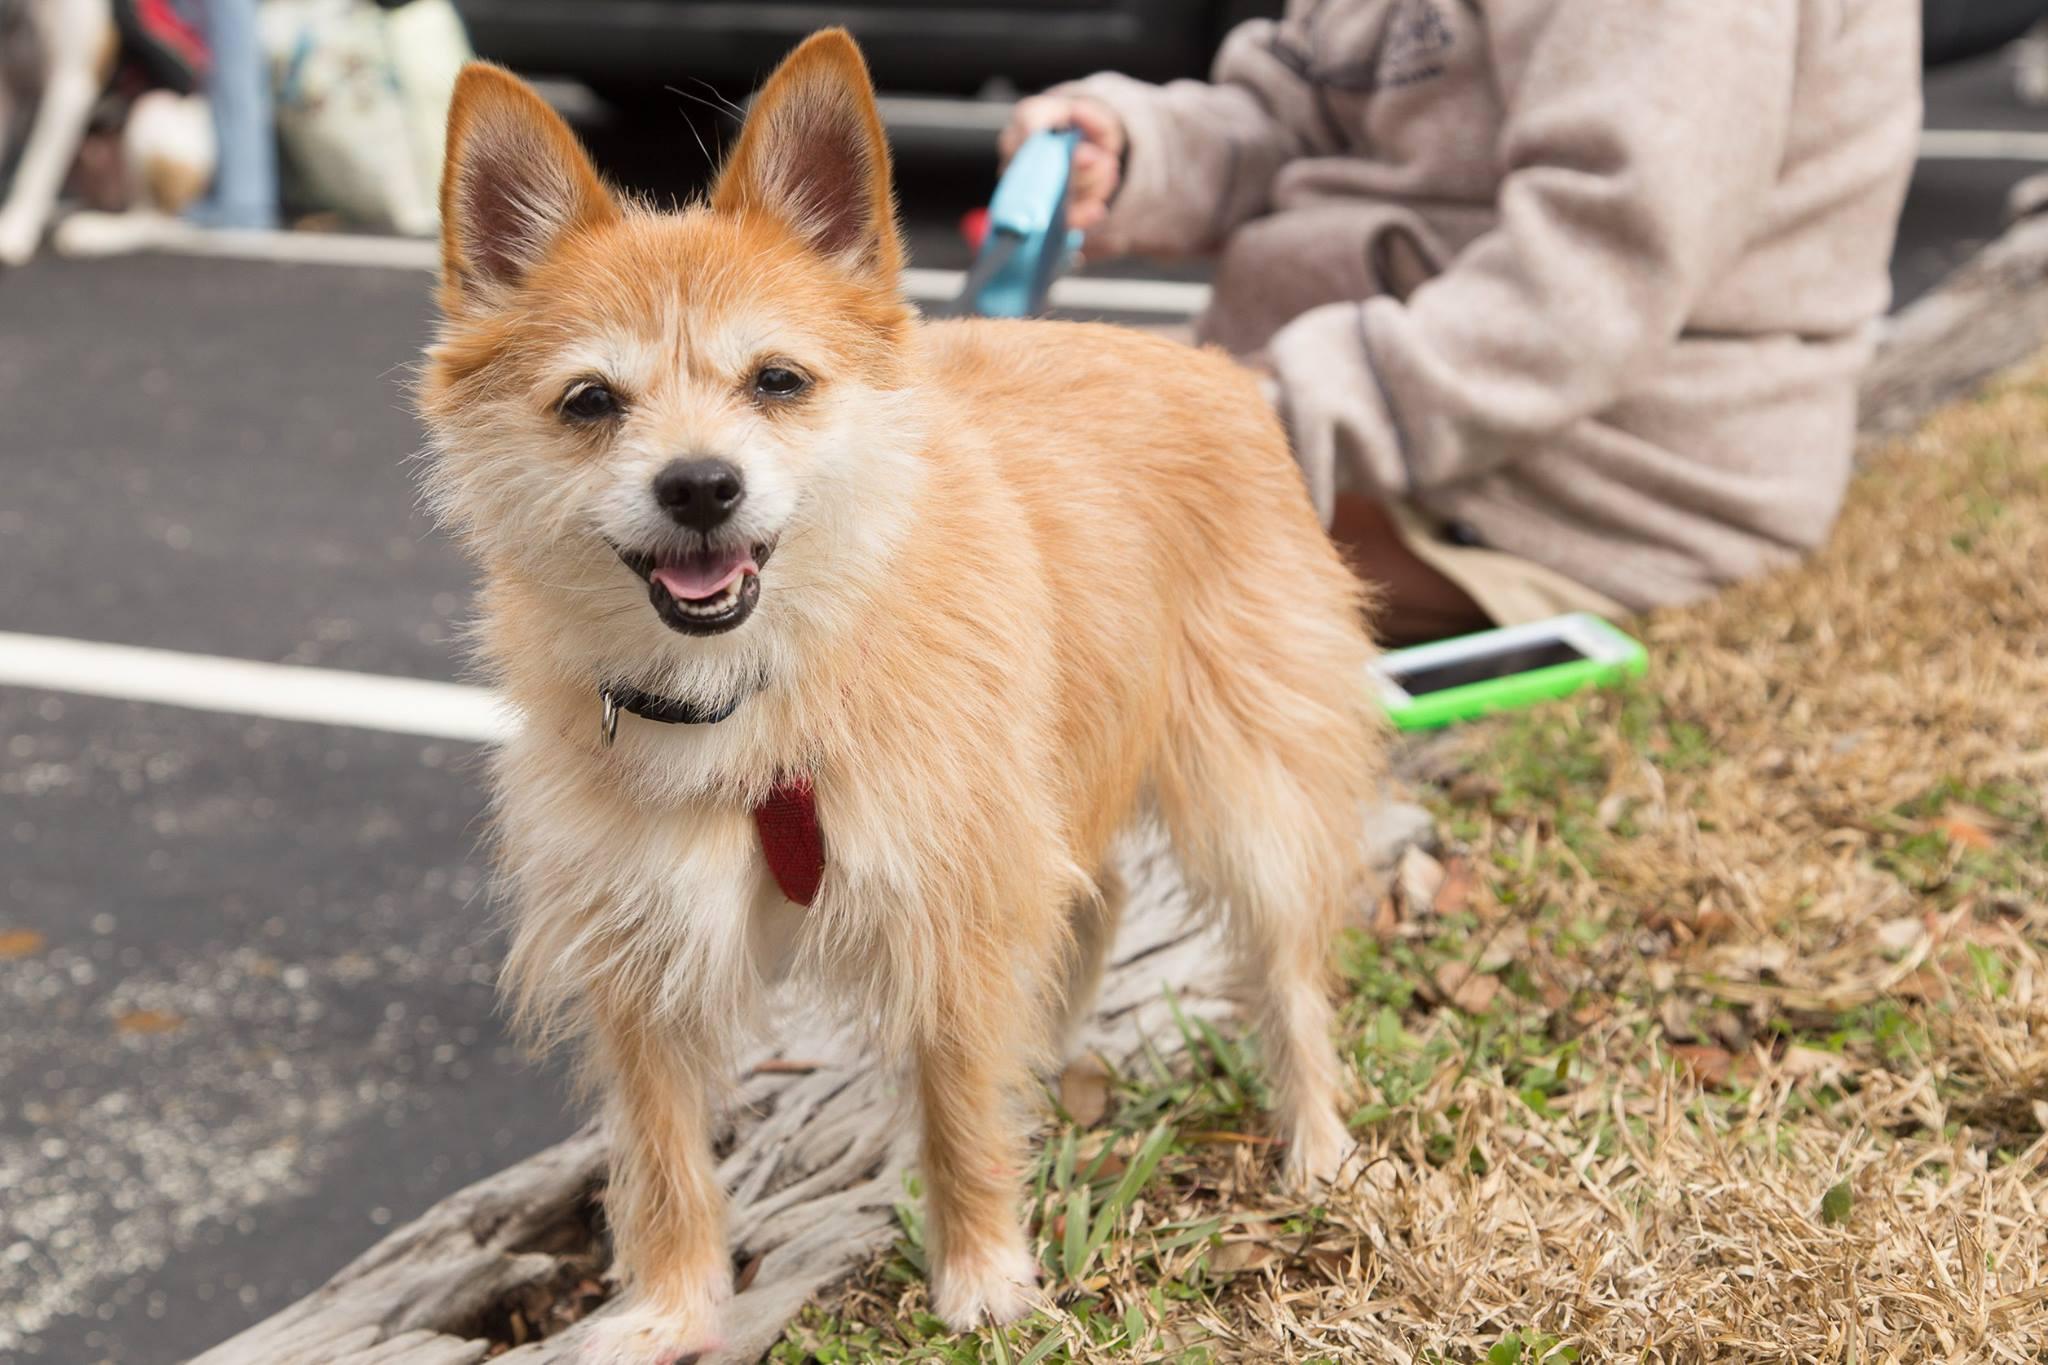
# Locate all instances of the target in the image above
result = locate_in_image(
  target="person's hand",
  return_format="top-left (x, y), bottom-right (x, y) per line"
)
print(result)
top-left (999, 94), bottom-right (1126, 232)
top-left (1241, 353), bottom-right (1284, 412)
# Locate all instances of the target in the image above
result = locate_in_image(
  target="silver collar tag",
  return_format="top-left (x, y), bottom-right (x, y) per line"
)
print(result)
top-left (599, 687), bottom-right (621, 748)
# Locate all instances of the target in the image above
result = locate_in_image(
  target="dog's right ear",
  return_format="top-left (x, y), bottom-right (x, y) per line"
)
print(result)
top-left (439, 64), bottom-right (616, 310)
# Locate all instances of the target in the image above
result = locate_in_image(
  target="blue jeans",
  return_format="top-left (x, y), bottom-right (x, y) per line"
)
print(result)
top-left (189, 0), bottom-right (278, 230)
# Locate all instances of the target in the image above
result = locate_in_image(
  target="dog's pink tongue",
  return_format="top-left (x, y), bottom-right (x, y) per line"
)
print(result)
top-left (651, 547), bottom-right (755, 601)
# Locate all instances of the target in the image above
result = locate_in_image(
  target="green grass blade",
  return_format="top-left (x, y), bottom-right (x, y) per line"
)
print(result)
top-left (1052, 1128), bottom-right (1078, 1194)
top-left (1016, 1326), bottom-right (1067, 1365)
top-left (1062, 1185), bottom-right (1090, 1281)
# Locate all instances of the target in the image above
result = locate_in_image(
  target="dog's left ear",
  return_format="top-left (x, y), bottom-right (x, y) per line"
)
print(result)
top-left (710, 29), bottom-right (902, 283)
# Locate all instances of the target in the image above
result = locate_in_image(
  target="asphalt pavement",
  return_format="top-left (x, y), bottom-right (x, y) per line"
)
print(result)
top-left (3, 50), bottom-right (2045, 1364)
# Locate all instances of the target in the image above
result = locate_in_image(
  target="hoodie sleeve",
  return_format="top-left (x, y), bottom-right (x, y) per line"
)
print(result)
top-left (1271, 0), bottom-right (1800, 509)
top-left (1057, 6), bottom-right (1338, 259)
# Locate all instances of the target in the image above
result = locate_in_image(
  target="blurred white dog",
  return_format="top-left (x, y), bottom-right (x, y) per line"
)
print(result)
top-left (0, 0), bottom-right (215, 266)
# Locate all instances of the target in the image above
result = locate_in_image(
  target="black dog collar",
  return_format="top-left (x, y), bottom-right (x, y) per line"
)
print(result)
top-left (599, 681), bottom-right (742, 746)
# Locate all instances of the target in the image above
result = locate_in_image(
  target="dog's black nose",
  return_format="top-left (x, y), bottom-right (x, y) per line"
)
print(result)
top-left (652, 458), bottom-right (745, 531)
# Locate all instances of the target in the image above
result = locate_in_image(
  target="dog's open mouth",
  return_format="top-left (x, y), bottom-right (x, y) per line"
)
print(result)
top-left (613, 540), bottom-right (775, 636)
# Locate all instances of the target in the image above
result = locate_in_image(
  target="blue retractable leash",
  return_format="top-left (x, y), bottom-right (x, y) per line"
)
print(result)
top-left (956, 129), bottom-right (1085, 318)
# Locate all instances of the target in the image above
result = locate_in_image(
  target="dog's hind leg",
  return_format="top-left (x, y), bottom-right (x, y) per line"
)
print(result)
top-left (0, 65), bottom-right (92, 264)
top-left (1050, 863), bottom-right (1125, 1062)
top-left (1154, 614), bottom-right (1384, 1188)
top-left (1158, 774), bottom-right (1359, 1185)
top-left (0, 0), bottom-right (114, 266)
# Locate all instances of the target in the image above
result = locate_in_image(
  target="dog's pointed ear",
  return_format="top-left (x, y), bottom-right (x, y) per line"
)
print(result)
top-left (439, 63), bottom-right (617, 308)
top-left (710, 29), bottom-right (902, 281)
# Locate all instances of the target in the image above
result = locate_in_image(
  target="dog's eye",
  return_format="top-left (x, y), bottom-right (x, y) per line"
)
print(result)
top-left (753, 366), bottom-right (809, 400)
top-left (560, 381), bottom-right (621, 423)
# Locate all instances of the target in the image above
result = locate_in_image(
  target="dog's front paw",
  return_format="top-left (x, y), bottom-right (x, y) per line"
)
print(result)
top-left (1281, 1107), bottom-right (1356, 1191)
top-left (930, 1235), bottom-right (1040, 1332)
top-left (579, 1300), bottom-right (726, 1365)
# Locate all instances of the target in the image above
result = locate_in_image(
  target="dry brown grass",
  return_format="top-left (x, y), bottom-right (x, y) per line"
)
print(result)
top-left (779, 367), bottom-right (2048, 1363)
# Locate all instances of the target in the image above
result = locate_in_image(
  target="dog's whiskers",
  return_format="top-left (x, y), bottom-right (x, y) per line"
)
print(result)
top-left (662, 84), bottom-right (745, 127)
top-left (687, 77), bottom-right (748, 120)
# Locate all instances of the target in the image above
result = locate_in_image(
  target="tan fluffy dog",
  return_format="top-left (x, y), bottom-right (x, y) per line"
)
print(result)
top-left (418, 31), bottom-right (1385, 1362)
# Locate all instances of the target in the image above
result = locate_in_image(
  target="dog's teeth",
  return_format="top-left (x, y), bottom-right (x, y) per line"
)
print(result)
top-left (677, 578), bottom-right (744, 616)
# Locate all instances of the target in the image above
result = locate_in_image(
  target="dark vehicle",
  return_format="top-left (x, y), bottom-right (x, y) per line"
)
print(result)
top-left (461, 0), bottom-right (2048, 111)
top-left (454, 0), bottom-right (1281, 102)
top-left (1927, 0), bottom-right (2048, 64)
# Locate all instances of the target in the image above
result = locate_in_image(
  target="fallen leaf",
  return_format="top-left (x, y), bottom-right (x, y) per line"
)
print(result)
top-left (1446, 772), bottom-right (1499, 805)
top-left (1209, 1240), bottom-right (1278, 1274)
top-left (1059, 1054), bottom-right (1111, 1127)
top-left (1433, 962), bottom-right (1500, 1014)
top-left (1693, 908), bottom-right (1736, 940)
top-left (0, 929), bottom-right (46, 960)
top-left (1935, 805), bottom-right (2001, 851)
top-left (1432, 856), bottom-right (1484, 918)
top-left (1395, 846), bottom-right (1446, 916)
top-left (1672, 1043), bottom-right (1736, 1087)
top-left (113, 1008), bottom-right (183, 1036)
top-left (1369, 894), bottom-right (1399, 937)
top-left (1894, 966), bottom-right (1953, 1002)
top-left (1303, 1244), bottom-right (1355, 1273)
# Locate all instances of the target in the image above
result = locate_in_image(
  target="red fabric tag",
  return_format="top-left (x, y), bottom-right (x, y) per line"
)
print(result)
top-left (753, 775), bottom-right (824, 906)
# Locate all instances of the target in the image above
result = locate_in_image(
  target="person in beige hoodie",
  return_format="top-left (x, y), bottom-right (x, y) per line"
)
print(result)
top-left (1005, 0), bottom-right (1923, 643)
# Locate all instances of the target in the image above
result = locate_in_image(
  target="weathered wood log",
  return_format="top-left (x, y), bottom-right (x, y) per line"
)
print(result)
top-left (1858, 203), bottom-right (2048, 443)
top-left (197, 195), bottom-right (2048, 1365)
top-left (193, 809), bottom-right (1435, 1365)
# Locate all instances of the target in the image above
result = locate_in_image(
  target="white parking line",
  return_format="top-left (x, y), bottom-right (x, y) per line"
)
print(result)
top-left (68, 220), bottom-right (1212, 317)
top-left (49, 219), bottom-right (444, 270)
top-left (0, 631), bottom-right (513, 743)
top-left (1920, 128), bottom-right (2048, 163)
top-left (876, 94), bottom-right (1014, 134)
top-left (900, 262), bottom-right (1211, 316)
top-left (1038, 271), bottom-right (1211, 316)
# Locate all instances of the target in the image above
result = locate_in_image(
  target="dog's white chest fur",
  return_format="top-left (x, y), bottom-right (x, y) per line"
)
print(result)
top-left (494, 736), bottom-right (816, 1033)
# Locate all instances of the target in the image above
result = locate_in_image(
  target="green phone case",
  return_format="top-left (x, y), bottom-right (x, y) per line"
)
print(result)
top-left (1376, 616), bottom-right (1648, 732)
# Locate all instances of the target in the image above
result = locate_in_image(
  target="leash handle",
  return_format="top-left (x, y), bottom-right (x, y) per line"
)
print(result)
top-left (959, 128), bottom-right (1084, 318)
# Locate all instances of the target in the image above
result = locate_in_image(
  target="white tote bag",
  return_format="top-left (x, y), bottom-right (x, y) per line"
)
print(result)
top-left (261, 0), bottom-right (473, 235)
